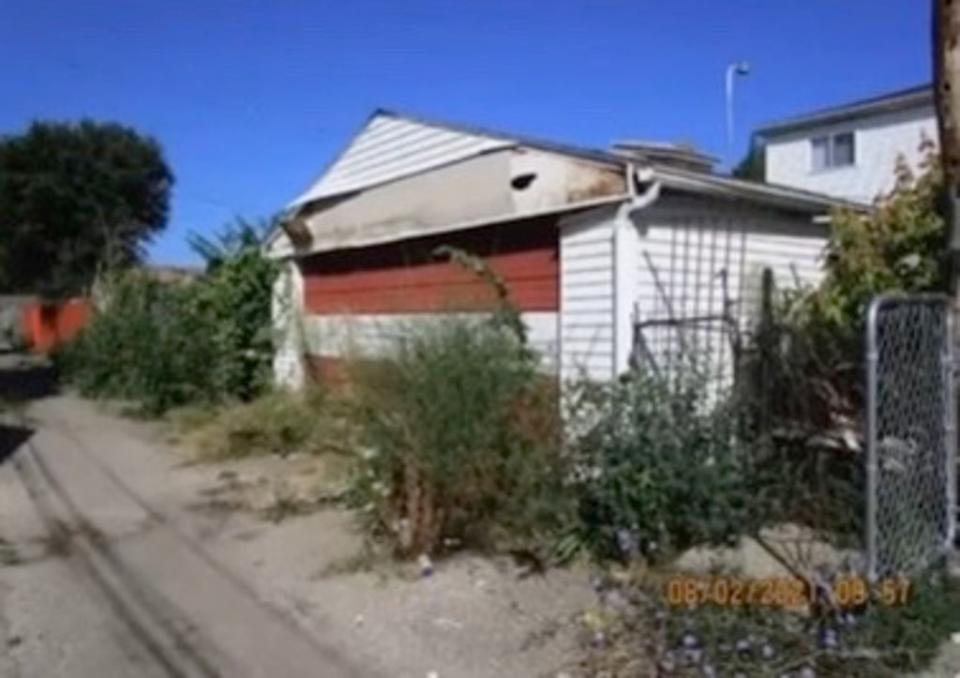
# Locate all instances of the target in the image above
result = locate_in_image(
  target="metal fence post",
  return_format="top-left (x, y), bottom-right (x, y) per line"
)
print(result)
top-left (944, 305), bottom-right (957, 548)
top-left (865, 297), bottom-right (881, 581)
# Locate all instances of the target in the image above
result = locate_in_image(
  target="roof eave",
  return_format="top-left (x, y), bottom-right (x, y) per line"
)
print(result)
top-left (756, 86), bottom-right (933, 138)
top-left (653, 165), bottom-right (867, 214)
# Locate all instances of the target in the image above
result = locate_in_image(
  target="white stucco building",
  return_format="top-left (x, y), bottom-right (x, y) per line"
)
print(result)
top-left (759, 85), bottom-right (936, 204)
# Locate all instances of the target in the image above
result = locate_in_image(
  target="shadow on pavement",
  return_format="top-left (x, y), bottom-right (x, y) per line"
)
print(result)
top-left (0, 353), bottom-right (54, 464)
top-left (0, 424), bottom-right (32, 465)
top-left (0, 353), bottom-right (59, 403)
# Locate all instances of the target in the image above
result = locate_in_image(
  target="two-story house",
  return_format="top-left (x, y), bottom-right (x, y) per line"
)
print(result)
top-left (758, 85), bottom-right (936, 204)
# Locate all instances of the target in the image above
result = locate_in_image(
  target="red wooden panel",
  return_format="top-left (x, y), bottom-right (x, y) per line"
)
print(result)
top-left (303, 248), bottom-right (554, 293)
top-left (301, 217), bottom-right (559, 314)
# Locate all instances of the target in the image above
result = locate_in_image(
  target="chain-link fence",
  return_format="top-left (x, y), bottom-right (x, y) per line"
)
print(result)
top-left (866, 294), bottom-right (956, 579)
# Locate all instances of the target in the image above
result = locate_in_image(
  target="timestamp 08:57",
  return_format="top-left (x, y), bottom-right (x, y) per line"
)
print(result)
top-left (664, 574), bottom-right (911, 610)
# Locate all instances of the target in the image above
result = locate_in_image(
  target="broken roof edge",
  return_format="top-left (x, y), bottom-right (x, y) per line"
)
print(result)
top-left (264, 194), bottom-right (629, 260)
top-left (288, 142), bottom-right (516, 210)
top-left (264, 166), bottom-right (861, 261)
top-left (286, 107), bottom-right (629, 210)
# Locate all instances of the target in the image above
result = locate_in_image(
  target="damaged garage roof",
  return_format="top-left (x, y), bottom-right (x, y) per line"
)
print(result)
top-left (288, 108), bottom-right (625, 207)
top-left (268, 109), bottom-right (863, 257)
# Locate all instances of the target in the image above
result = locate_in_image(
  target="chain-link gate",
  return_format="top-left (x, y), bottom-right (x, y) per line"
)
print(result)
top-left (866, 294), bottom-right (957, 579)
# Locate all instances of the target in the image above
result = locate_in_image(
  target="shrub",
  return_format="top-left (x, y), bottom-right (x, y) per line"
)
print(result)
top-left (717, 142), bottom-right (946, 574)
top-left (728, 143), bottom-right (945, 452)
top-left (346, 316), bottom-right (569, 557)
top-left (57, 272), bottom-right (220, 412)
top-left (344, 248), bottom-right (571, 557)
top-left (806, 140), bottom-right (945, 341)
top-left (58, 219), bottom-right (277, 415)
top-left (188, 220), bottom-right (278, 401)
top-left (571, 366), bottom-right (754, 563)
top-left (734, 278), bottom-right (865, 547)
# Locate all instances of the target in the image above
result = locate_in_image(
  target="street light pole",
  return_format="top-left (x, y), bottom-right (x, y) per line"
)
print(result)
top-left (726, 61), bottom-right (751, 169)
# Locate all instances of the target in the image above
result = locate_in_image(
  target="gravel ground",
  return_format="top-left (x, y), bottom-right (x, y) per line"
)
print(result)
top-left (0, 386), bottom-right (593, 678)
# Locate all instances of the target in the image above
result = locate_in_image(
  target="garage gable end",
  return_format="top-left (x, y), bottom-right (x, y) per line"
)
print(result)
top-left (290, 111), bottom-right (515, 207)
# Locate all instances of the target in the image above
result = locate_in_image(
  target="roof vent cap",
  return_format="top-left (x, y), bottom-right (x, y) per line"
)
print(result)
top-left (611, 140), bottom-right (717, 173)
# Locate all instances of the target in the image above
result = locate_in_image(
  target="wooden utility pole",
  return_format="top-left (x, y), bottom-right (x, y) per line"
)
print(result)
top-left (935, 1), bottom-right (960, 560)
top-left (934, 0), bottom-right (960, 293)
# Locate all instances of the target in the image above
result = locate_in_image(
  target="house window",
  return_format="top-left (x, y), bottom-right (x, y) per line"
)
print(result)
top-left (811, 132), bottom-right (855, 171)
top-left (811, 137), bottom-right (829, 171)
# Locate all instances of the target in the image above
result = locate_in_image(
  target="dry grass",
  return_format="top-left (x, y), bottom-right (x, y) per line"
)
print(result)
top-left (173, 387), bottom-right (355, 462)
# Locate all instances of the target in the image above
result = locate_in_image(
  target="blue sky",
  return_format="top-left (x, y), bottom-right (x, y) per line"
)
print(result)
top-left (0, 1), bottom-right (930, 265)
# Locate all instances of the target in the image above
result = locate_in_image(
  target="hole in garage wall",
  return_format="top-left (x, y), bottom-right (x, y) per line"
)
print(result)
top-left (510, 173), bottom-right (537, 191)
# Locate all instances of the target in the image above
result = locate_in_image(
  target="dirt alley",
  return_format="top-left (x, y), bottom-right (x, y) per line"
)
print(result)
top-left (0, 387), bottom-right (593, 678)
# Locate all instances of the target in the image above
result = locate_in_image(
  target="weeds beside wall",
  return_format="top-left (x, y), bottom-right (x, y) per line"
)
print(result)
top-left (347, 315), bottom-right (569, 557)
top-left (331, 241), bottom-right (859, 568)
top-left (58, 272), bottom-right (212, 412)
top-left (569, 367), bottom-right (755, 563)
top-left (346, 248), bottom-right (570, 557)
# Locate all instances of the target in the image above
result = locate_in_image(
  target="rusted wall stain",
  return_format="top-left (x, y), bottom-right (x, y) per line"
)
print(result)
top-left (566, 168), bottom-right (627, 202)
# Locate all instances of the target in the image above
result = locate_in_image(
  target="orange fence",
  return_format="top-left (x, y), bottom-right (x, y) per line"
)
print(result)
top-left (20, 298), bottom-right (91, 353)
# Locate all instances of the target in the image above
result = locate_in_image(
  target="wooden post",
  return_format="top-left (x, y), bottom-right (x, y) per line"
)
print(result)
top-left (934, 0), bottom-right (960, 294)
top-left (935, 0), bottom-right (960, 550)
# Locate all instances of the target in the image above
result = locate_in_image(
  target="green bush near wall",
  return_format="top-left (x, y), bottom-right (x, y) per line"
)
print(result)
top-left (57, 232), bottom-right (276, 415)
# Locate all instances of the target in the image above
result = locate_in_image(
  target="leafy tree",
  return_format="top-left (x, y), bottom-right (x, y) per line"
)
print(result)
top-left (0, 120), bottom-right (173, 296)
top-left (187, 215), bottom-right (275, 272)
top-left (732, 138), bottom-right (766, 181)
top-left (808, 139), bottom-right (945, 333)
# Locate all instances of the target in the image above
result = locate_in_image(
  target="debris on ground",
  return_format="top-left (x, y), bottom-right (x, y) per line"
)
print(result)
top-left (418, 554), bottom-right (434, 578)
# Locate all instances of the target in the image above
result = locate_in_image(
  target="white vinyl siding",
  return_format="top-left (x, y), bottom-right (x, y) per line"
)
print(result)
top-left (631, 201), bottom-right (826, 386)
top-left (765, 104), bottom-right (937, 203)
top-left (559, 206), bottom-right (617, 382)
top-left (291, 114), bottom-right (512, 205)
top-left (557, 199), bottom-right (827, 386)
